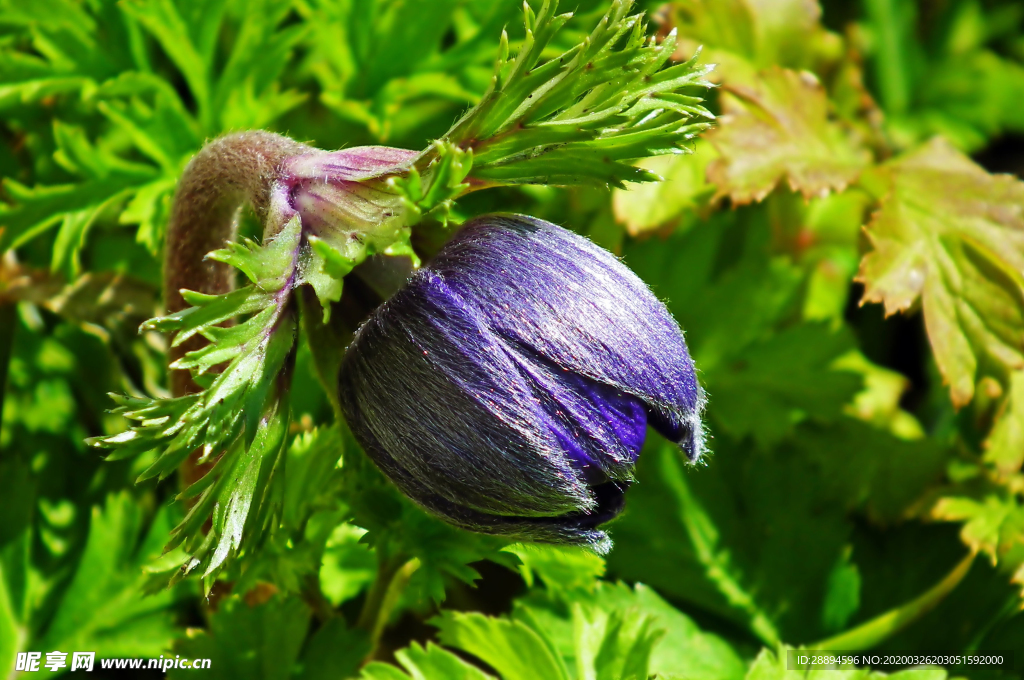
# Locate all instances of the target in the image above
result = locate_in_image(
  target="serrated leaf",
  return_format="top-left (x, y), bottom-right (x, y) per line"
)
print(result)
top-left (361, 642), bottom-right (495, 680)
top-left (432, 611), bottom-right (570, 680)
top-left (319, 523), bottom-right (375, 608)
top-left (706, 67), bottom-right (870, 203)
top-left (508, 544), bottom-right (605, 594)
top-left (609, 416), bottom-right (949, 645)
top-left (170, 594), bottom-right (311, 680)
top-left (35, 493), bottom-right (180, 657)
top-left (0, 174), bottom-right (156, 253)
top-left (92, 215), bottom-right (302, 581)
top-left (120, 0), bottom-right (212, 125)
top-left (708, 324), bottom-right (863, 447)
top-left (670, 0), bottom-right (836, 87)
top-left (119, 178), bottom-right (176, 254)
top-left (985, 370), bottom-right (1024, 475)
top-left (514, 581), bottom-right (746, 680)
top-left (612, 142), bottom-right (716, 235)
top-left (304, 236), bottom-right (351, 321)
top-left (389, 141), bottom-right (471, 225)
top-left (208, 215), bottom-right (302, 291)
top-left (932, 494), bottom-right (1024, 574)
top-left (856, 137), bottom-right (1024, 407)
top-left (572, 601), bottom-right (662, 680)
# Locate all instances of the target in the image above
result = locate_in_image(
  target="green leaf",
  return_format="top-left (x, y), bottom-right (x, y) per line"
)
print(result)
top-left (705, 67), bottom-right (871, 204)
top-left (294, 618), bottom-right (370, 680)
top-left (627, 584), bottom-right (746, 680)
top-left (0, 174), bottom-right (155, 254)
top-left (571, 600), bottom-right (662, 680)
top-left (670, 0), bottom-right (837, 85)
top-left (514, 581), bottom-right (746, 680)
top-left (297, 287), bottom-right (348, 415)
top-left (319, 522), bottom-right (376, 608)
top-left (118, 178), bottom-right (176, 254)
top-left (429, 0), bottom-right (714, 189)
top-left (120, 0), bottom-right (213, 126)
top-left (609, 420), bottom-right (949, 644)
top-left (207, 216), bottom-right (304, 292)
top-left (304, 237), bottom-right (350, 321)
top-left (389, 141), bottom-right (471, 225)
top-left (90, 219), bottom-right (303, 581)
top-left (282, 427), bottom-right (344, 533)
top-left (822, 547), bottom-right (862, 634)
top-left (432, 610), bottom-right (570, 680)
top-left (931, 493), bottom-right (1024, 593)
top-left (170, 594), bottom-right (311, 680)
top-left (508, 544), bottom-right (606, 594)
top-left (611, 141), bottom-right (716, 236)
top-left (794, 420), bottom-right (948, 524)
top-left (857, 137), bottom-right (1024, 407)
top-left (341, 446), bottom-right (517, 606)
top-left (362, 642), bottom-right (495, 680)
top-left (609, 442), bottom-right (781, 645)
top-left (0, 460), bottom-right (34, 677)
top-left (832, 351), bottom-right (925, 441)
top-left (708, 323), bottom-right (863, 447)
top-left (35, 493), bottom-right (181, 657)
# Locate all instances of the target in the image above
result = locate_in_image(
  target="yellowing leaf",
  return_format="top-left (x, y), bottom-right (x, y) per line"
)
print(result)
top-left (831, 351), bottom-right (925, 440)
top-left (611, 142), bottom-right (716, 235)
top-left (705, 67), bottom-right (870, 204)
top-left (857, 138), bottom-right (1024, 406)
top-left (669, 0), bottom-right (838, 87)
top-left (931, 494), bottom-right (1024, 593)
top-left (985, 370), bottom-right (1024, 475)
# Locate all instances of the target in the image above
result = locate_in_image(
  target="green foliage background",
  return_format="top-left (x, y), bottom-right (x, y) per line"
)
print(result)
top-left (2, 0), bottom-right (1024, 678)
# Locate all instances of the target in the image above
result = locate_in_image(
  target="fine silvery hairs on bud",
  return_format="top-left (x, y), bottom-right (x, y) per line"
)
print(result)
top-left (339, 215), bottom-right (706, 552)
top-left (90, 0), bottom-right (714, 578)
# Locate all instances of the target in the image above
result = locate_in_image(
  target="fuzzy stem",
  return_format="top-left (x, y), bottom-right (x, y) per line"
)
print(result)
top-left (165, 132), bottom-right (308, 490)
top-left (165, 131), bottom-right (309, 397)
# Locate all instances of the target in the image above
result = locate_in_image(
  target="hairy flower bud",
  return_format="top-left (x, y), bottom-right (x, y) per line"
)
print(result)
top-left (271, 146), bottom-right (419, 257)
top-left (339, 215), bottom-right (705, 550)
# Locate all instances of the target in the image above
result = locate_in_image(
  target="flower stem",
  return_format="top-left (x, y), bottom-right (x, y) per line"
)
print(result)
top-left (357, 553), bottom-right (420, 662)
top-left (165, 131), bottom-right (308, 397)
top-left (810, 551), bottom-right (975, 650)
top-left (165, 132), bottom-right (309, 497)
top-left (301, 573), bottom-right (336, 624)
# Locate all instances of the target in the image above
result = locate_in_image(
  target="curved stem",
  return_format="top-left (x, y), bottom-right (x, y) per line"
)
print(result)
top-left (810, 552), bottom-right (976, 650)
top-left (165, 131), bottom-right (308, 396)
top-left (164, 131), bottom-right (308, 490)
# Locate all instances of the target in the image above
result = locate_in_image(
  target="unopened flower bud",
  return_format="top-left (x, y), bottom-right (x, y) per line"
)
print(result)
top-left (339, 215), bottom-right (705, 550)
top-left (273, 146), bottom-right (419, 257)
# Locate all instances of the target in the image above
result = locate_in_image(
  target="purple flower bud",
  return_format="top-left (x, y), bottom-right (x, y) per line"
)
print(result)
top-left (339, 215), bottom-right (705, 550)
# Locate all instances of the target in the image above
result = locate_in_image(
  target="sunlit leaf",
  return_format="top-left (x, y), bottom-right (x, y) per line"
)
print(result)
top-left (857, 137), bottom-right (1024, 406)
top-left (985, 370), bottom-right (1024, 475)
top-left (705, 67), bottom-right (870, 203)
top-left (611, 141), bottom-right (716, 236)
